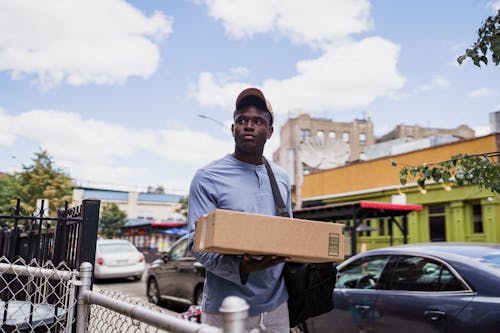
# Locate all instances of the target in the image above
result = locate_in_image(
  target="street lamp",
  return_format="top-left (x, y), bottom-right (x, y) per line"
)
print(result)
top-left (197, 114), bottom-right (226, 128)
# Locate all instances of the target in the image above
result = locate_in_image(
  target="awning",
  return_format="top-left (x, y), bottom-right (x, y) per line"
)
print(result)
top-left (294, 200), bottom-right (423, 256)
top-left (294, 200), bottom-right (422, 221)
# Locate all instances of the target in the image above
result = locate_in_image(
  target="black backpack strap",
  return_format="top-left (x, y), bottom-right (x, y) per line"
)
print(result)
top-left (263, 158), bottom-right (290, 218)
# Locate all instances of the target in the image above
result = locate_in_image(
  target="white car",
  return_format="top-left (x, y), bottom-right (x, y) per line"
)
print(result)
top-left (94, 239), bottom-right (145, 280)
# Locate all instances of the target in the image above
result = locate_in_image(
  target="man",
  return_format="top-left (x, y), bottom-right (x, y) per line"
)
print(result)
top-left (188, 88), bottom-right (292, 332)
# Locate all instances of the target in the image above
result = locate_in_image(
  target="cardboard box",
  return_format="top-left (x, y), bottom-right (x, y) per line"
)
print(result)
top-left (193, 209), bottom-right (344, 262)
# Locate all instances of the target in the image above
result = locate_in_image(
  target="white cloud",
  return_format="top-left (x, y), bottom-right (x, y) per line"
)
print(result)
top-left (413, 75), bottom-right (450, 93)
top-left (0, 0), bottom-right (172, 88)
top-left (203, 0), bottom-right (373, 47)
top-left (0, 108), bottom-right (16, 146)
top-left (192, 37), bottom-right (405, 113)
top-left (468, 87), bottom-right (497, 98)
top-left (0, 108), bottom-right (232, 191)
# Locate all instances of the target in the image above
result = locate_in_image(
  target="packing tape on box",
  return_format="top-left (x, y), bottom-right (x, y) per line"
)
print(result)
top-left (198, 214), bottom-right (207, 250)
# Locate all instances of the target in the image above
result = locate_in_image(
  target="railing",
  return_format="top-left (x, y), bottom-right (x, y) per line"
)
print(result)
top-left (0, 258), bottom-right (251, 333)
top-left (0, 199), bottom-right (100, 271)
top-left (77, 262), bottom-right (251, 333)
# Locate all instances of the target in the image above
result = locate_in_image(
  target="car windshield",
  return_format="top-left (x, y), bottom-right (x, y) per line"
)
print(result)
top-left (99, 243), bottom-right (136, 254)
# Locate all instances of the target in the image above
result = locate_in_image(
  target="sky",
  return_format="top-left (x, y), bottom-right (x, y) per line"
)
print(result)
top-left (0, 0), bottom-right (499, 195)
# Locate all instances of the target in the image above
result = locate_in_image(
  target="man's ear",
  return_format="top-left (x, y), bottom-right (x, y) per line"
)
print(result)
top-left (268, 126), bottom-right (273, 139)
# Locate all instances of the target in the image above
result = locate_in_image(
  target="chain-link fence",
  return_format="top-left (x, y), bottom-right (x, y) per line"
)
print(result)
top-left (87, 289), bottom-right (172, 333)
top-left (0, 257), bottom-right (249, 333)
top-left (0, 256), bottom-right (79, 333)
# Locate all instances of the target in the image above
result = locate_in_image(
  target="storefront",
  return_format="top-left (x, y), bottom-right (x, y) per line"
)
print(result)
top-left (121, 219), bottom-right (188, 261)
top-left (299, 134), bottom-right (500, 253)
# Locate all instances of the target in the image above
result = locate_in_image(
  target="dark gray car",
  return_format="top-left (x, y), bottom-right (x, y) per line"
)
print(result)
top-left (146, 236), bottom-right (205, 307)
top-left (306, 243), bottom-right (500, 333)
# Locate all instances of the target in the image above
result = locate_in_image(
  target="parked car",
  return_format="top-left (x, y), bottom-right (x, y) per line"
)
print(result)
top-left (146, 235), bottom-right (205, 307)
top-left (305, 242), bottom-right (500, 333)
top-left (94, 239), bottom-right (145, 280)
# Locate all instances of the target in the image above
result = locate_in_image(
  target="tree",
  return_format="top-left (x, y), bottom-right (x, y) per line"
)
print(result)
top-left (0, 150), bottom-right (73, 215)
top-left (147, 185), bottom-right (165, 194)
top-left (391, 152), bottom-right (500, 194)
top-left (176, 195), bottom-right (188, 220)
top-left (0, 174), bottom-right (20, 213)
top-left (457, 10), bottom-right (500, 66)
top-left (99, 202), bottom-right (127, 239)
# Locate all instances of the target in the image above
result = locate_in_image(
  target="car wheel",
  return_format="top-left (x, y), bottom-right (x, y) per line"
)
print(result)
top-left (194, 285), bottom-right (204, 305)
top-left (147, 278), bottom-right (160, 305)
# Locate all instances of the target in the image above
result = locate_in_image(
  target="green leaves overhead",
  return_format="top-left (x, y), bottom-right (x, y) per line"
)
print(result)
top-left (390, 152), bottom-right (500, 193)
top-left (458, 10), bottom-right (500, 67)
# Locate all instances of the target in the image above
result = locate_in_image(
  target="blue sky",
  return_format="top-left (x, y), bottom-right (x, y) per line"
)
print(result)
top-left (1, 0), bottom-right (499, 195)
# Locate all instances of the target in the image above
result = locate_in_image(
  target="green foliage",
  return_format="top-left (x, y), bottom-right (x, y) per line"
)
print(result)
top-left (176, 195), bottom-right (188, 220)
top-left (147, 185), bottom-right (165, 194)
top-left (99, 202), bottom-right (128, 239)
top-left (0, 150), bottom-right (73, 215)
top-left (0, 174), bottom-right (20, 213)
top-left (458, 10), bottom-right (500, 66)
top-left (390, 152), bottom-right (500, 193)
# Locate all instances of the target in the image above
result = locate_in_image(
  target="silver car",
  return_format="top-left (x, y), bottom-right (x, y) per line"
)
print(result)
top-left (94, 239), bottom-right (146, 280)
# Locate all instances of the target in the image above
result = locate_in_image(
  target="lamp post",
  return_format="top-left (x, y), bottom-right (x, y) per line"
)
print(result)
top-left (197, 114), bottom-right (227, 128)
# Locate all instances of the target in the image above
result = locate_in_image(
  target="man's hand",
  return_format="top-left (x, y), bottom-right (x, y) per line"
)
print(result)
top-left (240, 254), bottom-right (289, 273)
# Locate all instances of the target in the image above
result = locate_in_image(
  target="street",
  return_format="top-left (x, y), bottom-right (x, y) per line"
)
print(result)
top-left (93, 270), bottom-right (183, 316)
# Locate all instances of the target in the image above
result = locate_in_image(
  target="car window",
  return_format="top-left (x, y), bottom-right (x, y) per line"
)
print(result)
top-left (99, 243), bottom-right (136, 254)
top-left (387, 256), bottom-right (465, 292)
top-left (336, 255), bottom-right (390, 289)
top-left (170, 239), bottom-right (188, 260)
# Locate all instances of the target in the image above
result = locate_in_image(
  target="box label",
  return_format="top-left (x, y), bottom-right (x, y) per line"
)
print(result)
top-left (328, 233), bottom-right (340, 257)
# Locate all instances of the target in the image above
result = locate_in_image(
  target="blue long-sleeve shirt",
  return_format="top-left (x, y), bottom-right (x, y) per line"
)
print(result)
top-left (188, 154), bottom-right (292, 316)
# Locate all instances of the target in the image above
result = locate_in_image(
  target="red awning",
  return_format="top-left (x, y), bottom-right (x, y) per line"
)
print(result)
top-left (360, 201), bottom-right (423, 212)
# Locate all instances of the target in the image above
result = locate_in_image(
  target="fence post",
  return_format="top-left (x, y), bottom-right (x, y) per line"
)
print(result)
top-left (219, 296), bottom-right (249, 333)
top-left (77, 199), bottom-right (100, 269)
top-left (75, 262), bottom-right (92, 333)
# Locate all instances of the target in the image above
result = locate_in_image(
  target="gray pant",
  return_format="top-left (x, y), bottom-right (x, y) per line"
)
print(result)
top-left (201, 301), bottom-right (290, 333)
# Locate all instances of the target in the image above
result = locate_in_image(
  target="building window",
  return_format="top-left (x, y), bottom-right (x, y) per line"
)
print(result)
top-left (428, 204), bottom-right (446, 242)
top-left (329, 131), bottom-right (336, 139)
top-left (301, 129), bottom-right (310, 140)
top-left (359, 132), bottom-right (366, 145)
top-left (473, 204), bottom-right (483, 233)
top-left (317, 130), bottom-right (324, 139)
top-left (366, 219), bottom-right (372, 237)
top-left (342, 131), bottom-right (350, 143)
top-left (378, 218), bottom-right (385, 236)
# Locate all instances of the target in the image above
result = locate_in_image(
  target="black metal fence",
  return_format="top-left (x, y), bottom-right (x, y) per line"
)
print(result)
top-left (0, 198), bottom-right (101, 270)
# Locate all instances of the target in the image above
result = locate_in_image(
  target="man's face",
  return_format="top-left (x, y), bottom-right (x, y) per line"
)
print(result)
top-left (232, 106), bottom-right (273, 155)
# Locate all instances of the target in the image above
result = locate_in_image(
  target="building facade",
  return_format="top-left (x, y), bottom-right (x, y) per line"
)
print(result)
top-left (299, 134), bottom-right (499, 253)
top-left (376, 123), bottom-right (475, 142)
top-left (273, 114), bottom-right (375, 208)
top-left (272, 114), bottom-right (476, 209)
top-left (73, 187), bottom-right (183, 222)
